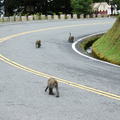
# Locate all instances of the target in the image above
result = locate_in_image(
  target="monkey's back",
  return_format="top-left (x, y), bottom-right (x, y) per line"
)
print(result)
top-left (48, 78), bottom-right (58, 88)
top-left (68, 36), bottom-right (74, 43)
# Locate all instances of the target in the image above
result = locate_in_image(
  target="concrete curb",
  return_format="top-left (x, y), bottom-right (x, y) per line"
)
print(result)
top-left (72, 33), bottom-right (120, 68)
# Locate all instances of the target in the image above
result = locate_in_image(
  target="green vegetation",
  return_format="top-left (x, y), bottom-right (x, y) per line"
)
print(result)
top-left (80, 34), bottom-right (103, 50)
top-left (2, 0), bottom-right (120, 16)
top-left (92, 15), bottom-right (120, 65)
top-left (71, 0), bottom-right (93, 15)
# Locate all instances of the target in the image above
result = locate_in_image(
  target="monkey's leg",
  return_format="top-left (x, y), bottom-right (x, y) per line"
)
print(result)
top-left (56, 86), bottom-right (59, 97)
top-left (36, 44), bottom-right (38, 48)
top-left (38, 44), bottom-right (40, 48)
top-left (38, 43), bottom-right (41, 48)
top-left (45, 86), bottom-right (48, 92)
top-left (49, 88), bottom-right (54, 95)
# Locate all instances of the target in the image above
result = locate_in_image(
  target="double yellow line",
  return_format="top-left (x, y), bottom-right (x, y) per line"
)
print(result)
top-left (0, 22), bottom-right (111, 43)
top-left (0, 21), bottom-right (120, 101)
top-left (0, 54), bottom-right (120, 100)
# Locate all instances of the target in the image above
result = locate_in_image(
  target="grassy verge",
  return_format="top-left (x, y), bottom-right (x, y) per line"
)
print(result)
top-left (80, 34), bottom-right (103, 51)
top-left (92, 15), bottom-right (120, 65)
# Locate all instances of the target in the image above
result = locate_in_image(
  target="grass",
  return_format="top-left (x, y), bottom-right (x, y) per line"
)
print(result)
top-left (92, 15), bottom-right (120, 65)
top-left (80, 34), bottom-right (103, 50)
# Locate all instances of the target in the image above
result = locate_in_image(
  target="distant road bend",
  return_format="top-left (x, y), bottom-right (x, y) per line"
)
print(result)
top-left (0, 18), bottom-right (120, 120)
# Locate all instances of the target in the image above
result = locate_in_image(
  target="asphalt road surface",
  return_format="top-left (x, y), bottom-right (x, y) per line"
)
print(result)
top-left (0, 18), bottom-right (120, 120)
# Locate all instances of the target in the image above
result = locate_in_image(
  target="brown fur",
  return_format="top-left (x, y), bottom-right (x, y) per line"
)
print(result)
top-left (45, 78), bottom-right (59, 97)
top-left (68, 33), bottom-right (74, 43)
top-left (35, 40), bottom-right (41, 48)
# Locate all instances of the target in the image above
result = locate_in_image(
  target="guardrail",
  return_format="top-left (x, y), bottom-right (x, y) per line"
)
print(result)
top-left (0, 14), bottom-right (108, 22)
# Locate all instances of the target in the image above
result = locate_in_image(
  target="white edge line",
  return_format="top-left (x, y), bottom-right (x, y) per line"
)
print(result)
top-left (72, 32), bottom-right (120, 68)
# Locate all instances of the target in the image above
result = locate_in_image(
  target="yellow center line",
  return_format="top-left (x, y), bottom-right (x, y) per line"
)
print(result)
top-left (1, 21), bottom-right (120, 101)
top-left (0, 54), bottom-right (120, 101)
top-left (0, 22), bottom-right (110, 42)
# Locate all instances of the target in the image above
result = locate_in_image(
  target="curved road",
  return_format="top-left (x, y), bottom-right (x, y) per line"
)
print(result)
top-left (0, 18), bottom-right (120, 120)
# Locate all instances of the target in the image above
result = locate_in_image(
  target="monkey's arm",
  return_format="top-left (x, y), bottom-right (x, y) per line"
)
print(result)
top-left (45, 86), bottom-right (48, 92)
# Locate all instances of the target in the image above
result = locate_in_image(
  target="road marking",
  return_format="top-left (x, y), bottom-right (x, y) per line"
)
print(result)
top-left (0, 22), bottom-right (111, 43)
top-left (72, 33), bottom-right (120, 68)
top-left (1, 21), bottom-right (120, 101)
top-left (0, 54), bottom-right (120, 101)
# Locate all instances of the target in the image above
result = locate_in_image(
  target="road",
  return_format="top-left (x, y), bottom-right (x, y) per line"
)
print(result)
top-left (0, 18), bottom-right (120, 120)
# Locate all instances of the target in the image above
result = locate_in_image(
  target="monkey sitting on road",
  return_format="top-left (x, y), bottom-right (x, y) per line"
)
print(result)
top-left (45, 77), bottom-right (59, 97)
top-left (68, 32), bottom-right (74, 43)
top-left (35, 40), bottom-right (41, 48)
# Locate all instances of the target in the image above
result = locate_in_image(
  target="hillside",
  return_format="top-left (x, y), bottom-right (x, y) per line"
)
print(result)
top-left (92, 16), bottom-right (120, 65)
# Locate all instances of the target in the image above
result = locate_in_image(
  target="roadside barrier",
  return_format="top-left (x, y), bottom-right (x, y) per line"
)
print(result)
top-left (0, 13), bottom-right (109, 23)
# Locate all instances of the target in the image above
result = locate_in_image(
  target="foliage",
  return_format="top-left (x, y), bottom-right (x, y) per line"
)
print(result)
top-left (3, 0), bottom-right (120, 16)
top-left (5, 0), bottom-right (21, 15)
top-left (4, 0), bottom-right (72, 16)
top-left (93, 0), bottom-right (108, 2)
top-left (112, 0), bottom-right (120, 10)
top-left (92, 15), bottom-right (120, 65)
top-left (71, 0), bottom-right (93, 14)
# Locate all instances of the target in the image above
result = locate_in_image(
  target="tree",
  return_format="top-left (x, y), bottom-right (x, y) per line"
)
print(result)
top-left (4, 0), bottom-right (30, 15)
top-left (47, 0), bottom-right (71, 14)
top-left (0, 0), bottom-right (4, 9)
top-left (71, 0), bottom-right (93, 14)
top-left (112, 0), bottom-right (120, 10)
top-left (93, 0), bottom-right (107, 2)
top-left (4, 0), bottom-right (15, 16)
top-left (0, 0), bottom-right (4, 17)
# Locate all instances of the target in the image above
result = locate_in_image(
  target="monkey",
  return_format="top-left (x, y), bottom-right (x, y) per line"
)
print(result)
top-left (35, 40), bottom-right (41, 48)
top-left (68, 32), bottom-right (74, 43)
top-left (45, 77), bottom-right (59, 97)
